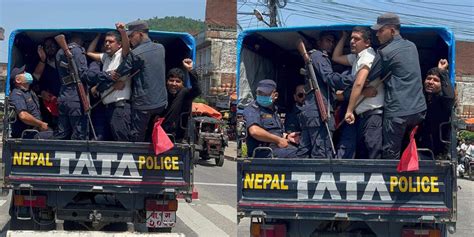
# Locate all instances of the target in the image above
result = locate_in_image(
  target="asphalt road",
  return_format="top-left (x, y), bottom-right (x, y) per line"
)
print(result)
top-left (0, 145), bottom-right (237, 237)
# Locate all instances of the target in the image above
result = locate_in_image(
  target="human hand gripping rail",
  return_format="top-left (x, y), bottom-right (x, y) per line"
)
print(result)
top-left (54, 34), bottom-right (98, 140)
top-left (296, 39), bottom-right (336, 157)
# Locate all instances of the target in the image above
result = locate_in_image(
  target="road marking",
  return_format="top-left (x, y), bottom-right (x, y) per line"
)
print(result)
top-left (177, 202), bottom-right (229, 237)
top-left (0, 200), bottom-right (6, 207)
top-left (208, 203), bottom-right (237, 224)
top-left (194, 182), bottom-right (237, 187)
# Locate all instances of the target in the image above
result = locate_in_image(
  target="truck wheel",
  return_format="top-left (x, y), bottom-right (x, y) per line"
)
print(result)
top-left (9, 214), bottom-right (35, 230)
top-left (216, 154), bottom-right (225, 167)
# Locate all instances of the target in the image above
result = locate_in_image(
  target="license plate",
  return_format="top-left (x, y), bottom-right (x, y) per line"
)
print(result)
top-left (146, 211), bottom-right (176, 228)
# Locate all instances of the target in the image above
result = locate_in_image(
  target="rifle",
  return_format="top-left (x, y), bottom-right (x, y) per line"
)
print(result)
top-left (296, 39), bottom-right (336, 157)
top-left (54, 34), bottom-right (97, 140)
top-left (89, 69), bottom-right (140, 111)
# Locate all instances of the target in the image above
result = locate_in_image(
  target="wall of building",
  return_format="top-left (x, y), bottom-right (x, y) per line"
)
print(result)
top-left (455, 41), bottom-right (474, 118)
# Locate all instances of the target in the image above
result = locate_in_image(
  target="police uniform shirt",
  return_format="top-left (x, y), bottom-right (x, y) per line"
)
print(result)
top-left (243, 101), bottom-right (284, 155)
top-left (346, 47), bottom-right (384, 115)
top-left (9, 88), bottom-right (42, 138)
top-left (307, 50), bottom-right (355, 112)
top-left (116, 38), bottom-right (167, 110)
top-left (366, 35), bottom-right (426, 118)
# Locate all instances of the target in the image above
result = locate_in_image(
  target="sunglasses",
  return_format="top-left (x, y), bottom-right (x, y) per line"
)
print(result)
top-left (296, 93), bottom-right (305, 98)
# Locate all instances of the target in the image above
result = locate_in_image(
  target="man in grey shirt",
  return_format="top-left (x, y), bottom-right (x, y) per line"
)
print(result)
top-left (114, 20), bottom-right (167, 142)
top-left (367, 13), bottom-right (426, 159)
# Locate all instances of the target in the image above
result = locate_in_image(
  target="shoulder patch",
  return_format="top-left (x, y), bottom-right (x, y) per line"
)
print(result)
top-left (260, 113), bottom-right (273, 119)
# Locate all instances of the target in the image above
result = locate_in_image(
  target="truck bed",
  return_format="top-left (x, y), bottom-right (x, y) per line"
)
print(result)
top-left (2, 139), bottom-right (193, 195)
top-left (237, 158), bottom-right (456, 224)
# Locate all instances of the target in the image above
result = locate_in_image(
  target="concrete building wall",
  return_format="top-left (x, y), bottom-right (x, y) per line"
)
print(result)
top-left (455, 41), bottom-right (474, 118)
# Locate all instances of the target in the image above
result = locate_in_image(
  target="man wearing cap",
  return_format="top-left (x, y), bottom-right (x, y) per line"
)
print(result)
top-left (298, 31), bottom-right (355, 158)
top-left (243, 79), bottom-right (299, 158)
top-left (367, 13), bottom-right (426, 160)
top-left (162, 58), bottom-right (201, 142)
top-left (113, 20), bottom-right (167, 142)
top-left (9, 67), bottom-right (53, 139)
top-left (55, 33), bottom-right (111, 140)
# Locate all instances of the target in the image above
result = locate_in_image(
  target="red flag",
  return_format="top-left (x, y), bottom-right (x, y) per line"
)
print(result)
top-left (152, 118), bottom-right (174, 155)
top-left (397, 126), bottom-right (419, 172)
top-left (43, 96), bottom-right (59, 117)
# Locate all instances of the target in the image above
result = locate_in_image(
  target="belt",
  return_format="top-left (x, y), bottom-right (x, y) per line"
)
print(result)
top-left (358, 108), bottom-right (383, 119)
top-left (104, 99), bottom-right (129, 108)
top-left (61, 75), bottom-right (75, 86)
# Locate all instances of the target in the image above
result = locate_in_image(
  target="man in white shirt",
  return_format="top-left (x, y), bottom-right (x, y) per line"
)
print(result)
top-left (333, 26), bottom-right (383, 159)
top-left (87, 23), bottom-right (131, 141)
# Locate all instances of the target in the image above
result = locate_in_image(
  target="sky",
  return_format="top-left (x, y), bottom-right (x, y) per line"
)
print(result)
top-left (0, 0), bottom-right (207, 63)
top-left (238, 0), bottom-right (474, 40)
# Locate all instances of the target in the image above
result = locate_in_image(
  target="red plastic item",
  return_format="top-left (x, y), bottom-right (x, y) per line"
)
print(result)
top-left (397, 126), bottom-right (419, 172)
top-left (152, 118), bottom-right (174, 155)
top-left (43, 96), bottom-right (59, 117)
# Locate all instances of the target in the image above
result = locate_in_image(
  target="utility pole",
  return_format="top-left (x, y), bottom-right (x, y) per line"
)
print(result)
top-left (268, 0), bottom-right (278, 27)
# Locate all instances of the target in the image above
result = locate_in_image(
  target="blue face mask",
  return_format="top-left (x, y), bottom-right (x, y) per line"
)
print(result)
top-left (24, 72), bottom-right (34, 85)
top-left (256, 95), bottom-right (273, 107)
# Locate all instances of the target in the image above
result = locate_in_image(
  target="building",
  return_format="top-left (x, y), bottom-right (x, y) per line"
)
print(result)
top-left (195, 0), bottom-right (237, 108)
top-left (455, 41), bottom-right (474, 119)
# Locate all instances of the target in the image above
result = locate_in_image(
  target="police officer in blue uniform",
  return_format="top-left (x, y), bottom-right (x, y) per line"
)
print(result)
top-left (55, 34), bottom-right (111, 140)
top-left (297, 31), bottom-right (355, 158)
top-left (9, 66), bottom-right (53, 139)
top-left (243, 80), bottom-right (299, 158)
top-left (112, 20), bottom-right (167, 142)
top-left (284, 84), bottom-right (305, 134)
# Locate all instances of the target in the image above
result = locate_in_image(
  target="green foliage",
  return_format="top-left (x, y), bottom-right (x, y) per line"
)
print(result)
top-left (146, 16), bottom-right (205, 34)
top-left (459, 130), bottom-right (474, 142)
top-left (193, 97), bottom-right (208, 105)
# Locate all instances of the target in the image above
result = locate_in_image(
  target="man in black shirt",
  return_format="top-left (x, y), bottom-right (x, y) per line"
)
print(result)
top-left (417, 59), bottom-right (454, 158)
top-left (367, 13), bottom-right (427, 159)
top-left (162, 58), bottom-right (201, 142)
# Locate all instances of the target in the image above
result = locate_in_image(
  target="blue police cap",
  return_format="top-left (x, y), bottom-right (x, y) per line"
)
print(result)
top-left (126, 20), bottom-right (149, 36)
top-left (257, 79), bottom-right (277, 94)
top-left (10, 65), bottom-right (25, 80)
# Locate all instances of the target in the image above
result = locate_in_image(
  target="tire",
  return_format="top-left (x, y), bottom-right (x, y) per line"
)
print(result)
top-left (216, 154), bottom-right (225, 167)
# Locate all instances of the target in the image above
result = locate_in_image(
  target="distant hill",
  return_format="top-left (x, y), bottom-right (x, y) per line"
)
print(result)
top-left (145, 16), bottom-right (205, 35)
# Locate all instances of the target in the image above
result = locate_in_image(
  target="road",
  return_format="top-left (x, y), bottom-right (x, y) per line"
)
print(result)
top-left (237, 177), bottom-right (474, 237)
top-left (0, 143), bottom-right (237, 237)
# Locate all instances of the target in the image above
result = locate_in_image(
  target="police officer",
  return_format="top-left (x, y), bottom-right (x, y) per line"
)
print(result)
top-left (55, 33), bottom-right (110, 140)
top-left (367, 13), bottom-right (427, 159)
top-left (9, 66), bottom-right (53, 139)
top-left (285, 84), bottom-right (305, 134)
top-left (298, 31), bottom-right (355, 158)
top-left (243, 79), bottom-right (299, 158)
top-left (112, 20), bottom-right (167, 142)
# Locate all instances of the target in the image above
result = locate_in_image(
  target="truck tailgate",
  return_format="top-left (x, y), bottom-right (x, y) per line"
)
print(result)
top-left (3, 139), bottom-right (193, 194)
top-left (237, 158), bottom-right (455, 223)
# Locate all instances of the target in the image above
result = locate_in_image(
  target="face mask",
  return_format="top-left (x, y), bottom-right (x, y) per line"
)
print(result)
top-left (256, 95), bottom-right (273, 107)
top-left (24, 72), bottom-right (34, 85)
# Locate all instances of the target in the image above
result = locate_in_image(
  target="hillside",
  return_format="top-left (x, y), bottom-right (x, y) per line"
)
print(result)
top-left (146, 16), bottom-right (205, 34)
